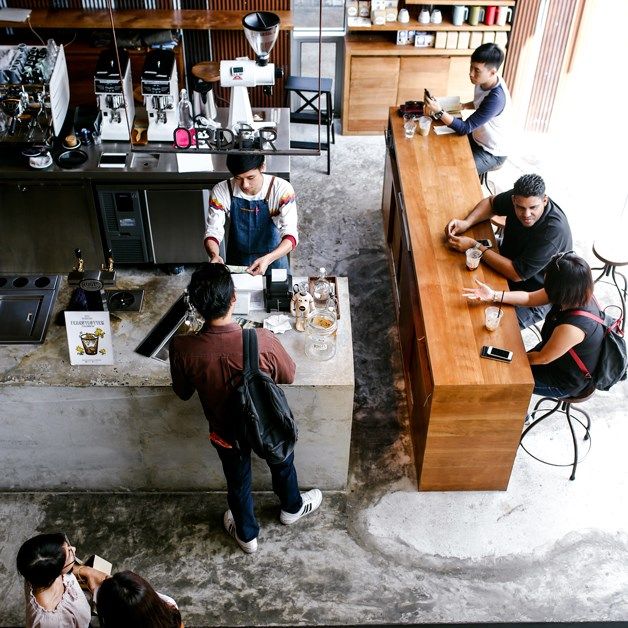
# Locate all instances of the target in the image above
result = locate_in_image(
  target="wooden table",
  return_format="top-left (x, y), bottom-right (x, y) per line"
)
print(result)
top-left (382, 108), bottom-right (534, 490)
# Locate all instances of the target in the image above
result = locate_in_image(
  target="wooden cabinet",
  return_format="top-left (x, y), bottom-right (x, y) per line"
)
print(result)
top-left (381, 111), bottom-right (534, 491)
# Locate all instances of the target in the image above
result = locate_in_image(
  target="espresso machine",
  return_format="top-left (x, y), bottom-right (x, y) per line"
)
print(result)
top-left (0, 41), bottom-right (69, 142)
top-left (220, 12), bottom-right (282, 133)
top-left (141, 49), bottom-right (178, 142)
top-left (94, 49), bottom-right (135, 141)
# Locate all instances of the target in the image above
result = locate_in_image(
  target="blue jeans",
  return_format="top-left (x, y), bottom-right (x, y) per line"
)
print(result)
top-left (516, 304), bottom-right (551, 330)
top-left (469, 135), bottom-right (507, 175)
top-left (533, 382), bottom-right (571, 398)
top-left (213, 443), bottom-right (302, 542)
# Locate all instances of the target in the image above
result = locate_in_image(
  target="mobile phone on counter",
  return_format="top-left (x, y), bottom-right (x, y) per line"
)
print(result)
top-left (477, 239), bottom-right (493, 248)
top-left (480, 345), bottom-right (513, 363)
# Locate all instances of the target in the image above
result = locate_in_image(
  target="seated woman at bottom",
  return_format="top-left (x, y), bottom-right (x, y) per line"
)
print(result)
top-left (464, 251), bottom-right (604, 398)
top-left (96, 570), bottom-right (183, 628)
top-left (16, 532), bottom-right (108, 628)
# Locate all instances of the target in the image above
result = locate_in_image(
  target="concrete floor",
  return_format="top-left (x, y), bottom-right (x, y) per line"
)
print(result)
top-left (1, 126), bottom-right (627, 626)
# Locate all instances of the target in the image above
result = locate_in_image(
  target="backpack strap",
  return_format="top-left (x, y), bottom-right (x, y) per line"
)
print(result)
top-left (227, 178), bottom-right (233, 200)
top-left (243, 328), bottom-right (261, 375)
top-left (567, 309), bottom-right (602, 380)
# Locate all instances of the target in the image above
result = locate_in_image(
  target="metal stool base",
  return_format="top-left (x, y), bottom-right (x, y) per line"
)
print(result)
top-left (520, 396), bottom-right (592, 480)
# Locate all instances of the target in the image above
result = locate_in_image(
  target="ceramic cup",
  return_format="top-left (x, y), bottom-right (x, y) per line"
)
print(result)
top-left (430, 9), bottom-right (442, 24)
top-left (398, 8), bottom-right (410, 23)
top-left (452, 5), bottom-right (469, 26)
top-left (496, 5), bottom-right (512, 25)
top-left (418, 116), bottom-right (432, 136)
top-left (468, 5), bottom-right (485, 25)
top-left (418, 8), bottom-right (430, 24)
top-left (484, 5), bottom-right (497, 25)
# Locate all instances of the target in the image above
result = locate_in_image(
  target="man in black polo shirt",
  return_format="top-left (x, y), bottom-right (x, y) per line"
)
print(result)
top-left (445, 173), bottom-right (573, 328)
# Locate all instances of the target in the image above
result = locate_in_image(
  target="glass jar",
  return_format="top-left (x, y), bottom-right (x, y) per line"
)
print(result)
top-left (305, 309), bottom-right (338, 361)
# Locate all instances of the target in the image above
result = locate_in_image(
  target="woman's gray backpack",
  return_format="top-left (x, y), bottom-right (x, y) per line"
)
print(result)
top-left (227, 329), bottom-right (298, 463)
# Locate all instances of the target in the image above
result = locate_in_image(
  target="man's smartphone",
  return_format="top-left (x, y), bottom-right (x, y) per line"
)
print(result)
top-left (477, 238), bottom-right (493, 248)
top-left (424, 88), bottom-right (433, 101)
top-left (480, 345), bottom-right (513, 363)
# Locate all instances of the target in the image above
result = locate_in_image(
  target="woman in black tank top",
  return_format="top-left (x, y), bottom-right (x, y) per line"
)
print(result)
top-left (463, 251), bottom-right (604, 398)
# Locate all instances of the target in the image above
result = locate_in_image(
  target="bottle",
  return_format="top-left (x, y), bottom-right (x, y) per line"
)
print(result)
top-left (312, 267), bottom-right (331, 310)
top-left (177, 88), bottom-right (194, 129)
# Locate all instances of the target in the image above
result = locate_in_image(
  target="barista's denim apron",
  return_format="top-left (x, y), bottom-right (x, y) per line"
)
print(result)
top-left (225, 176), bottom-right (289, 273)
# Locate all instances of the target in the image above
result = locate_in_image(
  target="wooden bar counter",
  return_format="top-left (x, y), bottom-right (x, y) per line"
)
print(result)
top-left (382, 109), bottom-right (534, 491)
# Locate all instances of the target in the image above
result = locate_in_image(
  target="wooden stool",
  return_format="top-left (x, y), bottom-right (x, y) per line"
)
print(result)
top-left (490, 215), bottom-right (506, 240)
top-left (520, 385), bottom-right (595, 480)
top-left (479, 161), bottom-right (505, 195)
top-left (591, 238), bottom-right (628, 331)
top-left (284, 75), bottom-right (335, 175)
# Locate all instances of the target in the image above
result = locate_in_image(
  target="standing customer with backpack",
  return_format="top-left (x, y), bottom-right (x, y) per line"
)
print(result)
top-left (169, 263), bottom-right (322, 554)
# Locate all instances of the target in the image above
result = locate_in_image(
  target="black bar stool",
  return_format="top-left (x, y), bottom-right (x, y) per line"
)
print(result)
top-left (284, 76), bottom-right (335, 175)
top-left (519, 385), bottom-right (595, 480)
top-left (591, 239), bottom-right (628, 332)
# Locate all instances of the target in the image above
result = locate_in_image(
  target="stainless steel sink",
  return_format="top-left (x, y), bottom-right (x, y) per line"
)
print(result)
top-left (129, 152), bottom-right (160, 170)
top-left (0, 274), bottom-right (60, 344)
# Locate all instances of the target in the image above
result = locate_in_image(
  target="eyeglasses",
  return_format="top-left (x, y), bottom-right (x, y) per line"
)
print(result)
top-left (553, 250), bottom-right (575, 269)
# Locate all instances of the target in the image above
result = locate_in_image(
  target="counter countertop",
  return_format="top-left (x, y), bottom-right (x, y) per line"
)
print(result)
top-left (0, 271), bottom-right (353, 389)
top-left (0, 108), bottom-right (291, 182)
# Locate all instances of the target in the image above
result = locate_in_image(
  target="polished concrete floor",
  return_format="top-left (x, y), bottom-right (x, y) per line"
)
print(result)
top-left (1, 126), bottom-right (627, 626)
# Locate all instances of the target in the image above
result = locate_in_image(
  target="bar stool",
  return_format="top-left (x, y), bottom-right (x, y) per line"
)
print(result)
top-left (591, 237), bottom-right (628, 331)
top-left (479, 161), bottom-right (505, 195)
top-left (284, 76), bottom-right (335, 175)
top-left (519, 385), bottom-right (595, 480)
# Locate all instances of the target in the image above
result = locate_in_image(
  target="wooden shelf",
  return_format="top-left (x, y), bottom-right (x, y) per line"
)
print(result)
top-left (404, 0), bottom-right (515, 5)
top-left (0, 9), bottom-right (294, 31)
top-left (348, 20), bottom-right (511, 32)
top-left (346, 37), bottom-right (484, 56)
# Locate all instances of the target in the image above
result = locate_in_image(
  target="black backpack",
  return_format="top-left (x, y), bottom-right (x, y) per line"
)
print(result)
top-left (227, 328), bottom-right (298, 464)
top-left (569, 308), bottom-right (628, 392)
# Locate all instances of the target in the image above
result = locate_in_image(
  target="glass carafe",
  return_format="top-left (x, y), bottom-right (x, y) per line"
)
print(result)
top-left (305, 309), bottom-right (338, 361)
top-left (312, 267), bottom-right (332, 310)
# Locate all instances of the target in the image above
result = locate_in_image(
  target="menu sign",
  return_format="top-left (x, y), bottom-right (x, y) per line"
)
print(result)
top-left (64, 311), bottom-right (114, 365)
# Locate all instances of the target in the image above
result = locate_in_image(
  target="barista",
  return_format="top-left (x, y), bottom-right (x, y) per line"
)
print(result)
top-left (204, 154), bottom-right (298, 276)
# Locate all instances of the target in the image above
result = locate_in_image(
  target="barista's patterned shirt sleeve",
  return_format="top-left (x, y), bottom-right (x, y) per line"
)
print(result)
top-left (269, 177), bottom-right (299, 249)
top-left (204, 179), bottom-right (231, 246)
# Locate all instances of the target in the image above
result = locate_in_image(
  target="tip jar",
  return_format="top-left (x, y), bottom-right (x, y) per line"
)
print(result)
top-left (305, 308), bottom-right (338, 361)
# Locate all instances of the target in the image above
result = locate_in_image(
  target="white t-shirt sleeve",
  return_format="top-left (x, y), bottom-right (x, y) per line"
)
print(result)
top-left (270, 177), bottom-right (299, 246)
top-left (205, 179), bottom-right (231, 244)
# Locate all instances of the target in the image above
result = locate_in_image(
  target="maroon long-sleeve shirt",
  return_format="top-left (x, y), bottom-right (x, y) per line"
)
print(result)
top-left (169, 322), bottom-right (296, 440)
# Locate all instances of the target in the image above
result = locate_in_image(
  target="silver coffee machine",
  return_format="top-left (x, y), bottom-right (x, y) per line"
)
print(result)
top-left (94, 49), bottom-right (135, 141)
top-left (141, 49), bottom-right (178, 142)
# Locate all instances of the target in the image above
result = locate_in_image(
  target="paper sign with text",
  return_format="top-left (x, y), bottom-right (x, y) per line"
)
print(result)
top-left (64, 311), bottom-right (114, 365)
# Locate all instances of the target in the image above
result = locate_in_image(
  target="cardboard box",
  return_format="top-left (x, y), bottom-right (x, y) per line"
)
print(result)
top-left (346, 0), bottom-right (358, 17)
top-left (414, 31), bottom-right (434, 47)
top-left (457, 30), bottom-right (471, 50)
top-left (358, 0), bottom-right (370, 17)
top-left (495, 32), bottom-right (508, 48)
top-left (469, 31), bottom-right (483, 50)
top-left (434, 31), bottom-right (447, 49)
top-left (482, 31), bottom-right (496, 44)
top-left (371, 8), bottom-right (386, 24)
top-left (446, 31), bottom-right (459, 49)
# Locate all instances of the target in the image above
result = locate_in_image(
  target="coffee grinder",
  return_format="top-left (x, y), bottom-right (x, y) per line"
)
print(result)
top-left (220, 12), bottom-right (282, 134)
top-left (94, 49), bottom-right (135, 141)
top-left (141, 49), bottom-right (178, 142)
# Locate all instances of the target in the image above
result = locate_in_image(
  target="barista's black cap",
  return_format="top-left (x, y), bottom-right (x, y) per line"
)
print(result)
top-left (226, 153), bottom-right (265, 175)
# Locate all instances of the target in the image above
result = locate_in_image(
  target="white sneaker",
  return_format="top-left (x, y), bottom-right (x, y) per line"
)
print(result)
top-left (223, 510), bottom-right (258, 554)
top-left (280, 489), bottom-right (323, 525)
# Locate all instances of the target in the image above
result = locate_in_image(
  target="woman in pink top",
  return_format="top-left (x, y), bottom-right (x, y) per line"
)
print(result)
top-left (16, 533), bottom-right (108, 628)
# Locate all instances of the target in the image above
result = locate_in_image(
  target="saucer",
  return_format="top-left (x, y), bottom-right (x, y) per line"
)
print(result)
top-left (29, 154), bottom-right (53, 169)
top-left (61, 139), bottom-right (81, 151)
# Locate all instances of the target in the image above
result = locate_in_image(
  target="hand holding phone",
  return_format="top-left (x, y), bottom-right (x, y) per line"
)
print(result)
top-left (480, 345), bottom-right (513, 363)
top-left (424, 89), bottom-right (433, 102)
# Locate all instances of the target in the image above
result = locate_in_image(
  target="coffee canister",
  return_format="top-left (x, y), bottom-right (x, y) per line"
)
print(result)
top-left (305, 309), bottom-right (338, 361)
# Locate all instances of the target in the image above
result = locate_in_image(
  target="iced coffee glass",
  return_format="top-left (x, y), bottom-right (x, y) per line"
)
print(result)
top-left (484, 306), bottom-right (503, 331)
top-left (466, 247), bottom-right (482, 270)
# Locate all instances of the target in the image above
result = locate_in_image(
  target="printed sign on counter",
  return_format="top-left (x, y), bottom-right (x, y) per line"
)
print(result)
top-left (64, 311), bottom-right (114, 365)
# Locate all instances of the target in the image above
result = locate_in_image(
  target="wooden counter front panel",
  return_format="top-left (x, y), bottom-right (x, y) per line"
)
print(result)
top-left (382, 111), bottom-right (534, 491)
